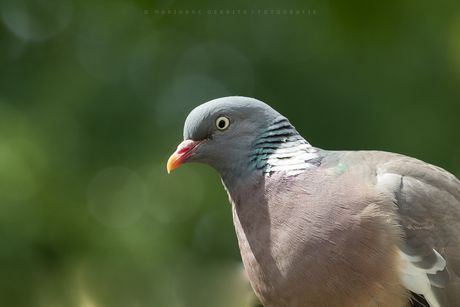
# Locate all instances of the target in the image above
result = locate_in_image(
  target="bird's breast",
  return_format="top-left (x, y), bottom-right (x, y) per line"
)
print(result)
top-left (230, 168), bottom-right (409, 307)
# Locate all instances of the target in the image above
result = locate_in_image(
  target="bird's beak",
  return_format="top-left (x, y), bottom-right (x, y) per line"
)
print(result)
top-left (167, 139), bottom-right (206, 173)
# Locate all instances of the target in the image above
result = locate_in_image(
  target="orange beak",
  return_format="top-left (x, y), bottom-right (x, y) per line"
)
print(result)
top-left (167, 139), bottom-right (206, 173)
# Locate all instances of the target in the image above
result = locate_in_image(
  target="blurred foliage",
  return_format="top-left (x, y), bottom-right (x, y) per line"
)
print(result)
top-left (0, 0), bottom-right (460, 306)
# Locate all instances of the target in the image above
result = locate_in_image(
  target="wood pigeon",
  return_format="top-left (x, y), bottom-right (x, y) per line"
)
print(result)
top-left (167, 96), bottom-right (460, 307)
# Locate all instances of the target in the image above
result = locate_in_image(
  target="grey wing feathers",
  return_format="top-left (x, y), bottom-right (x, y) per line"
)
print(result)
top-left (376, 154), bottom-right (460, 307)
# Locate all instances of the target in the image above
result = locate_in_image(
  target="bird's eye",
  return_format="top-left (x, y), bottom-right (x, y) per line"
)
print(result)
top-left (216, 116), bottom-right (230, 130)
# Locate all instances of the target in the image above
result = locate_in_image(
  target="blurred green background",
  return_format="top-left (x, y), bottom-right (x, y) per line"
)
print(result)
top-left (1, 0), bottom-right (460, 306)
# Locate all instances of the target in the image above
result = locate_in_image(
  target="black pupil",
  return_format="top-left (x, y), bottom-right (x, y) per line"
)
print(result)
top-left (218, 119), bottom-right (226, 128)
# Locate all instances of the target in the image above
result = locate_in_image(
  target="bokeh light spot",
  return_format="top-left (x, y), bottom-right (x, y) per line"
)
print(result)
top-left (87, 167), bottom-right (147, 228)
top-left (127, 30), bottom-right (196, 105)
top-left (76, 2), bottom-right (151, 83)
top-left (0, 102), bottom-right (48, 201)
top-left (147, 164), bottom-right (204, 224)
top-left (173, 260), bottom-right (256, 307)
top-left (0, 0), bottom-right (73, 41)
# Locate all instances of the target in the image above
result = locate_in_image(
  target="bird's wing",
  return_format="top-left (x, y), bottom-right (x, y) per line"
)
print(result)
top-left (376, 155), bottom-right (460, 307)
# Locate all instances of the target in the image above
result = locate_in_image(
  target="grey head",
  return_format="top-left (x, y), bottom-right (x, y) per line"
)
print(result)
top-left (167, 96), bottom-right (316, 182)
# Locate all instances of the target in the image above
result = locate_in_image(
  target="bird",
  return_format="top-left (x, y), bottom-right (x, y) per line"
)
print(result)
top-left (167, 96), bottom-right (460, 307)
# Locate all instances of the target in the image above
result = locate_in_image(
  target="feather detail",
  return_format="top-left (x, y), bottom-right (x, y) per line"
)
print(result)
top-left (250, 116), bottom-right (321, 175)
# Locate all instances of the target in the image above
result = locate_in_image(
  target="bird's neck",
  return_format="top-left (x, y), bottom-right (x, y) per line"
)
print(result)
top-left (249, 115), bottom-right (322, 176)
top-left (219, 116), bottom-right (322, 191)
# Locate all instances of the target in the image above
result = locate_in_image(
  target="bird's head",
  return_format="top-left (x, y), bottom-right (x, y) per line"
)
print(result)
top-left (167, 96), bottom-right (283, 178)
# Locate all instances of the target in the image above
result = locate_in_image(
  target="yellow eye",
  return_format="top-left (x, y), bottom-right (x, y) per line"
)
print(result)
top-left (216, 116), bottom-right (230, 130)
